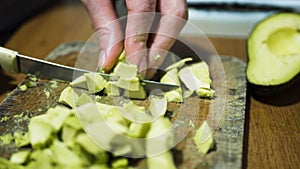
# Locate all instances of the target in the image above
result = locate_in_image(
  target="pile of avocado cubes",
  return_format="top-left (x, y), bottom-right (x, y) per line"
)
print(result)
top-left (0, 54), bottom-right (215, 169)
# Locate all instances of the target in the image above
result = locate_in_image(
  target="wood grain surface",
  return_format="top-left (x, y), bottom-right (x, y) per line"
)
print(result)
top-left (1, 0), bottom-right (299, 169)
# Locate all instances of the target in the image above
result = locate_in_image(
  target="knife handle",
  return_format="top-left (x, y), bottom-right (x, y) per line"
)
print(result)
top-left (0, 46), bottom-right (19, 73)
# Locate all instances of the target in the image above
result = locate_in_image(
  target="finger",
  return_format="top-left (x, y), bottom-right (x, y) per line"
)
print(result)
top-left (81, 0), bottom-right (123, 71)
top-left (146, 0), bottom-right (188, 79)
top-left (124, 0), bottom-right (156, 73)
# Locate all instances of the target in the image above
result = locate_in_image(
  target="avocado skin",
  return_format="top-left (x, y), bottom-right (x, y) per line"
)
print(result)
top-left (246, 12), bottom-right (300, 98)
top-left (248, 73), bottom-right (300, 106)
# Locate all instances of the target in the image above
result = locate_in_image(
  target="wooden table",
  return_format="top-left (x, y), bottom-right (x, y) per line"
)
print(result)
top-left (1, 1), bottom-right (299, 168)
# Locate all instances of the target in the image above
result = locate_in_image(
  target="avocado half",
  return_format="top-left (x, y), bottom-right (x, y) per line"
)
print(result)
top-left (246, 13), bottom-right (300, 95)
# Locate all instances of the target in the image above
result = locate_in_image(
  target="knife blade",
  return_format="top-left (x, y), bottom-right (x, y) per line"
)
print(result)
top-left (0, 46), bottom-right (179, 92)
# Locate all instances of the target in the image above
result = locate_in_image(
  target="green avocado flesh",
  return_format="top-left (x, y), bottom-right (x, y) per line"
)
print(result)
top-left (247, 13), bottom-right (300, 86)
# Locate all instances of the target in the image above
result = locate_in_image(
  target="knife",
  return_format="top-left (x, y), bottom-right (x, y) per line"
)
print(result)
top-left (0, 46), bottom-right (179, 92)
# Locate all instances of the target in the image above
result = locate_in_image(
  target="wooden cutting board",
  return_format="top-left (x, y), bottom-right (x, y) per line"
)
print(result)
top-left (0, 43), bottom-right (247, 169)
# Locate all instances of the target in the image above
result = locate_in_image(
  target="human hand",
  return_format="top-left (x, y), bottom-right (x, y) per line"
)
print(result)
top-left (81, 0), bottom-right (188, 79)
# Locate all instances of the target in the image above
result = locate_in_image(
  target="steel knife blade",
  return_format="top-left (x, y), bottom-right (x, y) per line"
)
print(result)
top-left (0, 46), bottom-right (179, 92)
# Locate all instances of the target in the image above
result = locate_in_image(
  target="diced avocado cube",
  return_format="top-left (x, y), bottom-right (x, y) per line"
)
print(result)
top-left (18, 84), bottom-right (27, 91)
top-left (96, 102), bottom-right (129, 127)
top-left (121, 101), bottom-right (151, 122)
top-left (165, 57), bottom-right (193, 71)
top-left (75, 103), bottom-right (103, 124)
top-left (85, 72), bottom-right (107, 93)
top-left (148, 96), bottom-right (167, 118)
top-left (50, 140), bottom-right (82, 166)
top-left (64, 115), bottom-right (82, 131)
top-left (146, 117), bottom-right (173, 155)
top-left (46, 105), bottom-right (72, 132)
top-left (70, 75), bottom-right (88, 89)
top-left (0, 133), bottom-right (14, 145)
top-left (193, 120), bottom-right (214, 155)
top-left (61, 124), bottom-right (78, 145)
top-left (89, 165), bottom-right (109, 169)
top-left (104, 81), bottom-right (120, 96)
top-left (59, 86), bottom-right (79, 108)
top-left (28, 116), bottom-right (53, 149)
top-left (123, 85), bottom-right (146, 99)
top-left (0, 157), bottom-right (25, 169)
top-left (76, 133), bottom-right (106, 155)
top-left (27, 149), bottom-right (54, 169)
top-left (10, 150), bottom-right (30, 164)
top-left (77, 93), bottom-right (94, 106)
top-left (111, 158), bottom-right (128, 168)
top-left (113, 62), bottom-right (138, 80)
top-left (117, 77), bottom-right (140, 91)
top-left (127, 122), bottom-right (150, 138)
top-left (161, 69), bottom-right (183, 102)
top-left (196, 88), bottom-right (215, 98)
top-left (146, 151), bottom-right (176, 169)
top-left (179, 61), bottom-right (214, 98)
top-left (13, 132), bottom-right (30, 147)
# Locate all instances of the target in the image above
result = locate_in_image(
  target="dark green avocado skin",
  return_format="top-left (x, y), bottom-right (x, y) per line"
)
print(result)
top-left (248, 73), bottom-right (300, 106)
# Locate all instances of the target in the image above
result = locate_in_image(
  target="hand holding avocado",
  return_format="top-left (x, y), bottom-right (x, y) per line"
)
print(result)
top-left (81, 0), bottom-right (188, 79)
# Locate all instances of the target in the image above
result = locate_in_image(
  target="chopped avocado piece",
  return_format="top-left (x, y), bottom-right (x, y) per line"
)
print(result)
top-left (118, 50), bottom-right (126, 62)
top-left (85, 72), bottom-right (107, 93)
top-left (77, 93), bottom-right (94, 106)
top-left (76, 133), bottom-right (106, 156)
top-left (146, 117), bottom-right (173, 155)
top-left (10, 150), bottom-right (30, 164)
top-left (28, 74), bottom-right (37, 82)
top-left (96, 102), bottom-right (129, 127)
top-left (0, 133), bottom-right (14, 145)
top-left (70, 75), bottom-right (88, 89)
top-left (13, 132), bottom-right (30, 147)
top-left (127, 122), bottom-right (150, 138)
top-left (24, 80), bottom-right (37, 88)
top-left (64, 115), bottom-right (82, 131)
top-left (111, 158), bottom-right (128, 168)
top-left (89, 165), bottom-right (109, 169)
top-left (247, 13), bottom-right (300, 86)
top-left (123, 85), bottom-right (146, 99)
top-left (146, 151), bottom-right (176, 169)
top-left (193, 120), bottom-right (214, 155)
top-left (179, 61), bottom-right (211, 90)
top-left (18, 84), bottom-right (27, 91)
top-left (28, 149), bottom-right (55, 169)
top-left (104, 81), bottom-right (120, 96)
top-left (75, 103), bottom-right (104, 124)
top-left (28, 115), bottom-right (53, 148)
top-left (117, 77), bottom-right (140, 91)
top-left (113, 62), bottom-right (138, 80)
top-left (148, 96), bottom-right (167, 118)
top-left (51, 140), bottom-right (82, 166)
top-left (160, 69), bottom-right (183, 102)
top-left (59, 86), bottom-right (79, 108)
top-left (196, 88), bottom-right (215, 98)
top-left (121, 101), bottom-right (151, 123)
top-left (61, 124), bottom-right (78, 145)
top-left (179, 62), bottom-right (214, 98)
top-left (0, 157), bottom-right (25, 169)
top-left (46, 105), bottom-right (72, 132)
top-left (165, 57), bottom-right (193, 71)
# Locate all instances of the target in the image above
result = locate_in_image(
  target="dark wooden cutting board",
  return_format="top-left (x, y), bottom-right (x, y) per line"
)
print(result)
top-left (0, 43), bottom-right (247, 169)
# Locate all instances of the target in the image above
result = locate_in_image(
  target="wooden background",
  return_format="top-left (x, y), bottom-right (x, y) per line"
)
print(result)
top-left (0, 1), bottom-right (299, 169)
